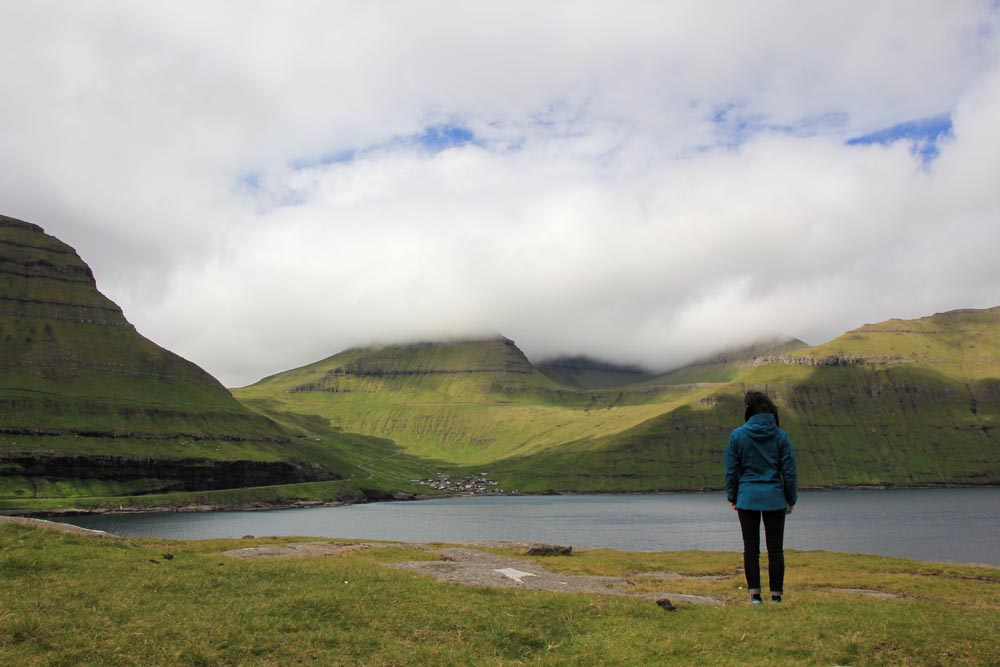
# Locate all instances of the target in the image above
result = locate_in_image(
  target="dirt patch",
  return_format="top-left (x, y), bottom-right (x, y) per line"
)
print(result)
top-left (389, 547), bottom-right (724, 606)
top-left (217, 539), bottom-right (724, 605)
top-left (222, 542), bottom-right (381, 559)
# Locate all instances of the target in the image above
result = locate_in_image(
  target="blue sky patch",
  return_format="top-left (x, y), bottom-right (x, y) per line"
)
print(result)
top-left (283, 123), bottom-right (480, 175)
top-left (847, 113), bottom-right (953, 162)
top-left (416, 123), bottom-right (478, 151)
top-left (237, 171), bottom-right (261, 193)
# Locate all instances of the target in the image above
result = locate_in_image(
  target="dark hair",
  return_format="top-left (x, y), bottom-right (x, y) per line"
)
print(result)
top-left (744, 390), bottom-right (780, 427)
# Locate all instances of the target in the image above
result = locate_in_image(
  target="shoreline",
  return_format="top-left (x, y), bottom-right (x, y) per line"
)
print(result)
top-left (1, 482), bottom-right (996, 518)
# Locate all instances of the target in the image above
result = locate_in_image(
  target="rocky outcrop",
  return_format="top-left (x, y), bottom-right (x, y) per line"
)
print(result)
top-left (1, 453), bottom-right (339, 494)
top-left (0, 425), bottom-right (289, 443)
top-left (753, 353), bottom-right (913, 367)
top-left (526, 543), bottom-right (573, 556)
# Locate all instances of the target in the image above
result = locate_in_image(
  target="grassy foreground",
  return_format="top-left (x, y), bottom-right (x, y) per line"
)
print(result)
top-left (2, 523), bottom-right (998, 666)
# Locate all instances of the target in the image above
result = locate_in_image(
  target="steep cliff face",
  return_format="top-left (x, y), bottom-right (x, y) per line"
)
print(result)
top-left (0, 215), bottom-right (339, 499)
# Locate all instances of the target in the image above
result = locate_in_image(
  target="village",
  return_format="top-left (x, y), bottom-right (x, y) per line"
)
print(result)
top-left (414, 473), bottom-right (502, 494)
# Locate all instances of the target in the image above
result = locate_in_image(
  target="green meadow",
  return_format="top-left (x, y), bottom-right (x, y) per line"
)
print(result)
top-left (2, 521), bottom-right (998, 666)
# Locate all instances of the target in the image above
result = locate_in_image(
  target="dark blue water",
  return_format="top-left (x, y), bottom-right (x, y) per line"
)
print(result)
top-left (64, 488), bottom-right (1000, 565)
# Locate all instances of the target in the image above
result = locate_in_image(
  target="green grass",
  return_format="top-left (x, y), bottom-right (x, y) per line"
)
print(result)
top-left (1, 522), bottom-right (998, 666)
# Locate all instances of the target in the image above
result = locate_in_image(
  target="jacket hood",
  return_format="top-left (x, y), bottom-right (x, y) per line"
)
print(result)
top-left (744, 412), bottom-right (778, 441)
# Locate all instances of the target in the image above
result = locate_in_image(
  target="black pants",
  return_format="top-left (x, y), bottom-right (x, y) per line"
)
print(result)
top-left (737, 509), bottom-right (786, 595)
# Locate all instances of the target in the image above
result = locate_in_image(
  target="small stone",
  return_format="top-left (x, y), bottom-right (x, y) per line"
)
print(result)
top-left (162, 553), bottom-right (174, 560)
top-left (656, 598), bottom-right (677, 612)
top-left (526, 543), bottom-right (572, 556)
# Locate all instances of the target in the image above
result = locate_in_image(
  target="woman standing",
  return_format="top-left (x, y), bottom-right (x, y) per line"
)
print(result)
top-left (725, 390), bottom-right (797, 605)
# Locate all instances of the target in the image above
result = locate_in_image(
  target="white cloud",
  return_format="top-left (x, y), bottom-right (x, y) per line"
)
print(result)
top-left (1, 1), bottom-right (998, 386)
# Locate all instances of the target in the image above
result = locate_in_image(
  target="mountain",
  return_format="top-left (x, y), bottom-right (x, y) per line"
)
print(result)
top-left (651, 337), bottom-right (809, 385)
top-left (235, 309), bottom-right (999, 492)
top-left (0, 215), bottom-right (360, 504)
top-left (535, 356), bottom-right (655, 389)
top-left (236, 336), bottom-right (587, 464)
top-left (4, 211), bottom-right (996, 505)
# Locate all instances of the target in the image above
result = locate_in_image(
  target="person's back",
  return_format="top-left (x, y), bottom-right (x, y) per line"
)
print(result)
top-left (725, 391), bottom-right (797, 604)
top-left (727, 412), bottom-right (795, 511)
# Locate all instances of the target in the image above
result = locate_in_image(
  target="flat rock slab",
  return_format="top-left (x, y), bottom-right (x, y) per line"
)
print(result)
top-left (223, 542), bottom-right (376, 559)
top-left (0, 515), bottom-right (121, 539)
top-left (389, 547), bottom-right (724, 605)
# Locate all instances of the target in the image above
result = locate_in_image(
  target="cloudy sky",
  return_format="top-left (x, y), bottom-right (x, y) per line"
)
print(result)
top-left (2, 2), bottom-right (999, 387)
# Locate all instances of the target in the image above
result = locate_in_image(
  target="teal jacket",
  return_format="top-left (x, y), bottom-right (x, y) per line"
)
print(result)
top-left (725, 413), bottom-right (797, 511)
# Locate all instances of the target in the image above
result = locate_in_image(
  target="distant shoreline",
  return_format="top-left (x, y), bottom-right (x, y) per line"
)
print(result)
top-left (2, 482), bottom-right (996, 518)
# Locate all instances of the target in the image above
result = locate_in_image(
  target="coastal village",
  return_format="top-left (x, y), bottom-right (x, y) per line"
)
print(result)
top-left (414, 473), bottom-right (502, 494)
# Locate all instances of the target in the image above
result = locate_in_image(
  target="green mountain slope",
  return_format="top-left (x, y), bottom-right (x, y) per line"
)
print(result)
top-left (236, 337), bottom-right (695, 464)
top-left (0, 215), bottom-right (415, 504)
top-left (236, 310), bottom-right (1000, 492)
top-left (649, 337), bottom-right (810, 385)
top-left (5, 211), bottom-right (994, 503)
top-left (535, 356), bottom-right (656, 388)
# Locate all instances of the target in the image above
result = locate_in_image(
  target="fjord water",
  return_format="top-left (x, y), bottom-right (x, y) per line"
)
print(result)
top-left (65, 488), bottom-right (1000, 565)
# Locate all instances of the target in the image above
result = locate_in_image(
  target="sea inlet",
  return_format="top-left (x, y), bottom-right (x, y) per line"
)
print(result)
top-left (65, 487), bottom-right (1000, 566)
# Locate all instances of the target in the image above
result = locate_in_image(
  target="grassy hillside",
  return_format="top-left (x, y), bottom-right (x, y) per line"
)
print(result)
top-left (3, 212), bottom-right (996, 507)
top-left (235, 337), bottom-right (712, 467)
top-left (2, 521), bottom-right (998, 666)
top-left (648, 337), bottom-right (809, 385)
top-left (535, 355), bottom-right (656, 388)
top-left (0, 215), bottom-right (433, 507)
top-left (235, 309), bottom-right (1000, 493)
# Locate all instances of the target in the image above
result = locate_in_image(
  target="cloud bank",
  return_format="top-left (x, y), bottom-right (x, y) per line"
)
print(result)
top-left (2, 1), bottom-right (999, 386)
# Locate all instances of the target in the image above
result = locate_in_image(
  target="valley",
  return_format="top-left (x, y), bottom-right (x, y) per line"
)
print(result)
top-left (1, 213), bottom-right (997, 511)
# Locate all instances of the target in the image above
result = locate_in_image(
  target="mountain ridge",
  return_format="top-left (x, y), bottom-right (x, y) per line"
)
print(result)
top-left (235, 306), bottom-right (999, 491)
top-left (2, 213), bottom-right (997, 509)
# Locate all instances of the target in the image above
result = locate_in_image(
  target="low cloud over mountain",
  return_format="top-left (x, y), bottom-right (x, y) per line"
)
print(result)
top-left (2, 2), bottom-right (999, 386)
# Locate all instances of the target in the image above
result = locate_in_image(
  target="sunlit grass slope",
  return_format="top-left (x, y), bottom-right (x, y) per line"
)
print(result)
top-left (649, 337), bottom-right (810, 385)
top-left (236, 309), bottom-right (1000, 493)
top-left (2, 522), bottom-right (998, 666)
top-left (235, 337), bottom-right (714, 468)
top-left (512, 313), bottom-right (999, 492)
